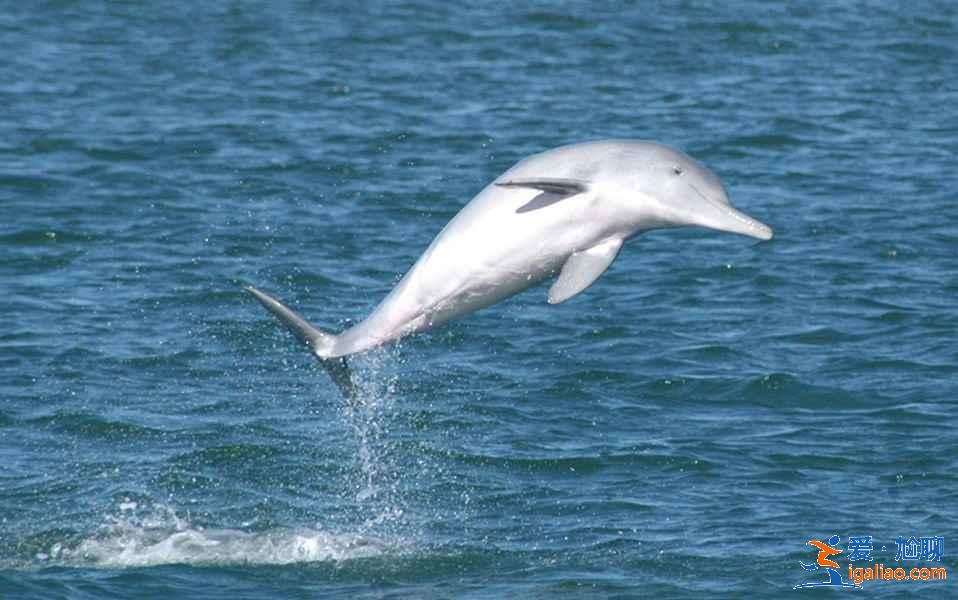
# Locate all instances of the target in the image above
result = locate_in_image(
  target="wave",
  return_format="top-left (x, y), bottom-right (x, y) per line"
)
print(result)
top-left (69, 526), bottom-right (391, 568)
top-left (31, 504), bottom-right (401, 569)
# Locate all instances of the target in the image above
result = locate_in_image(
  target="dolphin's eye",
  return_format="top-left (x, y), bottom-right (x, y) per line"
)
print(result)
top-left (671, 165), bottom-right (684, 176)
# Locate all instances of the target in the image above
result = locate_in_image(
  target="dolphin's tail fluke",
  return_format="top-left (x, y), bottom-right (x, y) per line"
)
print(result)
top-left (245, 285), bottom-right (354, 398)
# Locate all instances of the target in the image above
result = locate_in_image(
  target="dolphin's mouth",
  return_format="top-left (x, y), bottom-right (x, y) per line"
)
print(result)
top-left (689, 183), bottom-right (774, 241)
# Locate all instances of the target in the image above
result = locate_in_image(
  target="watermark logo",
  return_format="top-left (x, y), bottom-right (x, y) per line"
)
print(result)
top-left (794, 535), bottom-right (946, 589)
top-left (794, 535), bottom-right (861, 589)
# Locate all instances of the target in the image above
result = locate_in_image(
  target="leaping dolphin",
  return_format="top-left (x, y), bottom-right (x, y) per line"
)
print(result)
top-left (247, 139), bottom-right (773, 396)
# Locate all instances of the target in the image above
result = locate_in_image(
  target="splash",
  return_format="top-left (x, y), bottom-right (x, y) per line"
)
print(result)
top-left (19, 348), bottom-right (427, 570)
top-left (341, 347), bottom-right (406, 513)
top-left (54, 503), bottom-right (396, 568)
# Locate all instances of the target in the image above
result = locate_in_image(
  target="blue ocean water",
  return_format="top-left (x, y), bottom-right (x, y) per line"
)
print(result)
top-left (1, 2), bottom-right (956, 597)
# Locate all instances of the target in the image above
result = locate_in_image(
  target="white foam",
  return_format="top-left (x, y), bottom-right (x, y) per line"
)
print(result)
top-left (71, 526), bottom-right (389, 567)
top-left (60, 505), bottom-right (397, 568)
top-left (41, 349), bottom-right (418, 570)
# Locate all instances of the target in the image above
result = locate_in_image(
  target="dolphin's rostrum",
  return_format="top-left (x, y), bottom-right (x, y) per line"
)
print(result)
top-left (247, 139), bottom-right (773, 396)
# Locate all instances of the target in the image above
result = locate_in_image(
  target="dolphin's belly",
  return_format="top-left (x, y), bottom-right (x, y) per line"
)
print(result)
top-left (333, 184), bottom-right (596, 355)
top-left (400, 184), bottom-right (593, 316)
top-left (376, 222), bottom-right (570, 333)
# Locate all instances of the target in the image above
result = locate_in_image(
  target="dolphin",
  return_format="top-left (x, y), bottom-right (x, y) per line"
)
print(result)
top-left (247, 139), bottom-right (772, 396)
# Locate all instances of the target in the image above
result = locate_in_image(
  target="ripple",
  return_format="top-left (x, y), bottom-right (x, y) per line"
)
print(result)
top-left (27, 411), bottom-right (165, 441)
top-left (0, 229), bottom-right (97, 245)
top-left (739, 373), bottom-right (866, 408)
top-left (769, 325), bottom-right (860, 345)
top-left (173, 443), bottom-right (283, 467)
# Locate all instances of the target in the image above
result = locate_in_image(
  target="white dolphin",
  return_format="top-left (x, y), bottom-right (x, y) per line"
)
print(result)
top-left (247, 139), bottom-right (772, 395)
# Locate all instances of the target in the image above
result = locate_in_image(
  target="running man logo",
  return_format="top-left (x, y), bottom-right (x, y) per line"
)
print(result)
top-left (794, 534), bottom-right (947, 589)
top-left (794, 535), bottom-right (862, 589)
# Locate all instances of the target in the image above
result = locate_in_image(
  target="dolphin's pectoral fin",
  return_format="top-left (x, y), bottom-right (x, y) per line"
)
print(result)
top-left (548, 238), bottom-right (623, 304)
top-left (496, 178), bottom-right (589, 213)
top-left (514, 192), bottom-right (567, 213)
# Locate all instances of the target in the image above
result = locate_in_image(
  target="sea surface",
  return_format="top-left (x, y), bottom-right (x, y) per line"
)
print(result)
top-left (1, 2), bottom-right (956, 598)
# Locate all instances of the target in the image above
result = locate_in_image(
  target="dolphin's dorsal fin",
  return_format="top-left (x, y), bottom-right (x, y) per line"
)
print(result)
top-left (495, 178), bottom-right (588, 196)
top-left (548, 238), bottom-right (623, 304)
